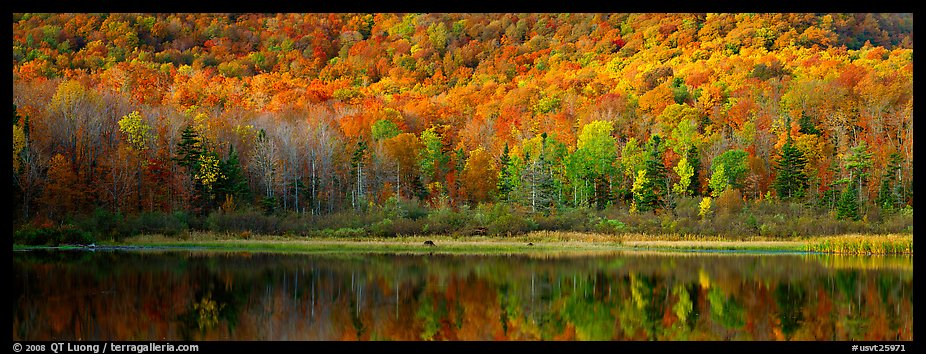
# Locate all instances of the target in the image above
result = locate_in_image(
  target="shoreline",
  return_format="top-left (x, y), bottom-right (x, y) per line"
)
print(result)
top-left (13, 232), bottom-right (912, 255)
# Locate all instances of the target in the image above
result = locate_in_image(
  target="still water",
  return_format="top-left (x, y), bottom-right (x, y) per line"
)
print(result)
top-left (12, 249), bottom-right (912, 341)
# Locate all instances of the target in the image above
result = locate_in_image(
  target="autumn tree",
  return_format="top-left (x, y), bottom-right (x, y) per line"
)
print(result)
top-left (195, 149), bottom-right (224, 208)
top-left (384, 132), bottom-right (424, 201)
top-left (9, 13), bottom-right (915, 229)
top-left (520, 134), bottom-right (556, 214)
top-left (569, 120), bottom-right (618, 209)
top-left (117, 110), bottom-right (154, 211)
top-left (461, 147), bottom-right (498, 205)
top-left (708, 163), bottom-right (729, 198)
top-left (252, 128), bottom-right (279, 213)
top-left (12, 104), bottom-right (43, 221)
top-left (350, 138), bottom-right (369, 210)
top-left (418, 126), bottom-right (450, 203)
top-left (46, 80), bottom-right (110, 210)
top-left (41, 154), bottom-right (88, 221)
top-left (672, 156), bottom-right (694, 197)
top-left (371, 118), bottom-right (400, 141)
top-left (711, 149), bottom-right (748, 191)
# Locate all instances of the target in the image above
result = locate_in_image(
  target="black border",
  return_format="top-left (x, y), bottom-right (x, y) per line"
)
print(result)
top-left (8, 0), bottom-right (918, 14)
top-left (9, 340), bottom-right (916, 352)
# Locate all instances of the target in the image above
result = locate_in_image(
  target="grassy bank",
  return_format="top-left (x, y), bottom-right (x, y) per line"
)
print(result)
top-left (66, 231), bottom-right (909, 255)
top-left (17, 200), bottom-right (912, 246)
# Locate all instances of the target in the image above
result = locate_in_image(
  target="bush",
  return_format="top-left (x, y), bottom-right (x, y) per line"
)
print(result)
top-left (391, 218), bottom-right (425, 236)
top-left (535, 208), bottom-right (590, 232)
top-left (370, 218), bottom-right (394, 237)
top-left (381, 197), bottom-right (429, 220)
top-left (65, 208), bottom-right (124, 241)
top-left (674, 196), bottom-right (700, 219)
top-left (323, 227), bottom-right (366, 238)
top-left (120, 211), bottom-right (189, 237)
top-left (487, 212), bottom-right (533, 236)
top-left (596, 219), bottom-right (626, 234)
top-left (881, 210), bottom-right (913, 234)
top-left (423, 206), bottom-right (470, 235)
top-left (207, 209), bottom-right (282, 235)
top-left (14, 224), bottom-right (95, 246)
top-left (715, 188), bottom-right (743, 215)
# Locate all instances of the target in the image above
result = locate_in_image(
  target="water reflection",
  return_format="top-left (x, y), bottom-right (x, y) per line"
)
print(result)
top-left (13, 250), bottom-right (912, 341)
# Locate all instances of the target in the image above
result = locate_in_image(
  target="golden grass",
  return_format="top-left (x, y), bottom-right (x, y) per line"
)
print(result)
top-left (802, 234), bottom-right (913, 255)
top-left (110, 231), bottom-right (915, 254)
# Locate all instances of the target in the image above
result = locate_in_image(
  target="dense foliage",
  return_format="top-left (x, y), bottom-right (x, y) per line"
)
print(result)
top-left (12, 13), bottom-right (913, 237)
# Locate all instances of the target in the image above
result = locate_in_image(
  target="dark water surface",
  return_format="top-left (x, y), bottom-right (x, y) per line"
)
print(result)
top-left (12, 249), bottom-right (912, 341)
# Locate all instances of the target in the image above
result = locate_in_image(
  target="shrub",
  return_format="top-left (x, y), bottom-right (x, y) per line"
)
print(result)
top-left (391, 218), bottom-right (425, 236)
top-left (596, 219), bottom-right (626, 234)
top-left (72, 208), bottom-right (124, 241)
top-left (14, 224), bottom-right (95, 246)
top-left (715, 188), bottom-right (743, 215)
top-left (120, 211), bottom-right (189, 237)
top-left (699, 197), bottom-right (713, 219)
top-left (381, 197), bottom-right (428, 220)
top-left (207, 209), bottom-right (280, 235)
top-left (330, 227), bottom-right (366, 238)
top-left (487, 212), bottom-right (533, 236)
top-left (423, 206), bottom-right (470, 235)
top-left (745, 214), bottom-right (759, 234)
top-left (660, 216), bottom-right (679, 234)
top-left (541, 208), bottom-right (591, 232)
top-left (370, 218), bottom-right (395, 237)
top-left (674, 196), bottom-right (700, 219)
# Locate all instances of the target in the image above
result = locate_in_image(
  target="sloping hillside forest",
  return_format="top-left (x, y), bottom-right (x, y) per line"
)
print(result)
top-left (11, 13), bottom-right (913, 242)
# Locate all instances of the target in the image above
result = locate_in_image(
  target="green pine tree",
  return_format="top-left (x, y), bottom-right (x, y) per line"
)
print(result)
top-left (350, 138), bottom-right (368, 210)
top-left (876, 152), bottom-right (904, 210)
top-left (686, 146), bottom-right (701, 196)
top-left (218, 144), bottom-right (251, 207)
top-left (772, 134), bottom-right (809, 201)
top-left (175, 124), bottom-right (206, 212)
top-left (497, 143), bottom-right (514, 203)
top-left (634, 135), bottom-right (669, 213)
top-left (843, 142), bottom-right (872, 215)
top-left (175, 125), bottom-right (202, 171)
top-left (836, 181), bottom-right (860, 221)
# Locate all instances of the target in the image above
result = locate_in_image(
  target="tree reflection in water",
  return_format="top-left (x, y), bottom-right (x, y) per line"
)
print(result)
top-left (13, 250), bottom-right (912, 341)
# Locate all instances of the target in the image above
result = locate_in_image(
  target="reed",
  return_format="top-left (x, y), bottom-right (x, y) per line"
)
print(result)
top-left (802, 234), bottom-right (913, 255)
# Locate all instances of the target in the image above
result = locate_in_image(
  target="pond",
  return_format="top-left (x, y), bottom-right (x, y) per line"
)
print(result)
top-left (12, 249), bottom-right (913, 341)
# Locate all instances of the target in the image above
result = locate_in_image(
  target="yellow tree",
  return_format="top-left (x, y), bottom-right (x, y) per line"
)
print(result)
top-left (13, 124), bottom-right (25, 171)
top-left (117, 110), bottom-right (154, 211)
top-left (461, 147), bottom-right (498, 205)
top-left (383, 132), bottom-right (422, 200)
top-left (118, 111), bottom-right (153, 151)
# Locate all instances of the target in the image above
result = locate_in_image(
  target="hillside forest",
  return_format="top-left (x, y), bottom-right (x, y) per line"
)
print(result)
top-left (11, 13), bottom-right (913, 240)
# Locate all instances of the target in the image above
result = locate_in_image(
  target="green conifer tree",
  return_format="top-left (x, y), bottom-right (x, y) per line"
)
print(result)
top-left (836, 181), bottom-right (860, 221)
top-left (876, 152), bottom-right (904, 210)
top-left (634, 135), bottom-right (669, 212)
top-left (772, 133), bottom-right (809, 201)
top-left (497, 143), bottom-right (514, 203)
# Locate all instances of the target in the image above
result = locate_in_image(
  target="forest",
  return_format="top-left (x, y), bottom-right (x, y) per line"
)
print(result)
top-left (11, 13), bottom-right (913, 243)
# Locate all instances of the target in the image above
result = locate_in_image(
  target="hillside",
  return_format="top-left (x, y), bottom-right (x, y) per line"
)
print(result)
top-left (12, 13), bottom-right (913, 236)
